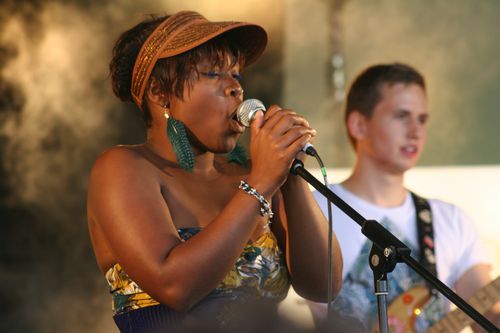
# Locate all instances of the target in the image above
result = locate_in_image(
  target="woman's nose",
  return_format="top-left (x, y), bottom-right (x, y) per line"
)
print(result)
top-left (225, 84), bottom-right (244, 99)
top-left (229, 86), bottom-right (244, 97)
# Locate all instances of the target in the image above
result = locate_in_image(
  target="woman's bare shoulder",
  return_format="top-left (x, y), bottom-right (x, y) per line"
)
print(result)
top-left (87, 145), bottom-right (156, 196)
top-left (95, 145), bottom-right (144, 164)
top-left (87, 145), bottom-right (165, 223)
top-left (90, 145), bottom-right (146, 175)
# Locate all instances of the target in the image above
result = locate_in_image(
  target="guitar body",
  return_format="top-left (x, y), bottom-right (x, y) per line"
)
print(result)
top-left (373, 276), bottom-right (500, 333)
top-left (373, 286), bottom-right (431, 333)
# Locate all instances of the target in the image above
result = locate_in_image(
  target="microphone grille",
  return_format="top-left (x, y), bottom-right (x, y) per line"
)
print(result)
top-left (236, 99), bottom-right (266, 127)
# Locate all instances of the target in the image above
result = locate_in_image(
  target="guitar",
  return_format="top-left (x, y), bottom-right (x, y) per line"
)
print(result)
top-left (373, 275), bottom-right (500, 333)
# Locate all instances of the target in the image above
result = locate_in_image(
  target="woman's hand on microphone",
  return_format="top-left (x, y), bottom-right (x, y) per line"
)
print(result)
top-left (246, 105), bottom-right (316, 197)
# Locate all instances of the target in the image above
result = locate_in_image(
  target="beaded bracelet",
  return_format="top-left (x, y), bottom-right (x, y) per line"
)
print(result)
top-left (238, 180), bottom-right (274, 219)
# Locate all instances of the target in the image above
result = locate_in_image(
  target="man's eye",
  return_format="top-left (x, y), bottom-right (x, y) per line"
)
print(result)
top-left (232, 73), bottom-right (243, 82)
top-left (395, 111), bottom-right (409, 119)
top-left (419, 115), bottom-right (429, 125)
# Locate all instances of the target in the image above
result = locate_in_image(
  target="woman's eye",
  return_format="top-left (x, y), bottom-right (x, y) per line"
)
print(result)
top-left (200, 71), bottom-right (242, 82)
top-left (201, 71), bottom-right (220, 79)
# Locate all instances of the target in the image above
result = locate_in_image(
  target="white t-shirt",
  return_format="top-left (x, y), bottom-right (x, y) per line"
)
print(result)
top-left (311, 184), bottom-right (491, 332)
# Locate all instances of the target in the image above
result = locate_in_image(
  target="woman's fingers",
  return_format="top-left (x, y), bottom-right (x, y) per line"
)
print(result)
top-left (281, 128), bottom-right (315, 152)
top-left (263, 106), bottom-right (311, 133)
top-left (249, 105), bottom-right (315, 188)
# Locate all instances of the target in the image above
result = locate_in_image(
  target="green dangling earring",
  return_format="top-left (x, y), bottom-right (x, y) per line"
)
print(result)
top-left (227, 143), bottom-right (248, 165)
top-left (164, 109), bottom-right (194, 172)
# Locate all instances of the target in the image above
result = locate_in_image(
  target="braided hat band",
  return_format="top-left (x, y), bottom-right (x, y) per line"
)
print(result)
top-left (131, 11), bottom-right (268, 109)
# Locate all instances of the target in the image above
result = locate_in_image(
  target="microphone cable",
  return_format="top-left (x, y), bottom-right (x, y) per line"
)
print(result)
top-left (307, 148), bottom-right (335, 322)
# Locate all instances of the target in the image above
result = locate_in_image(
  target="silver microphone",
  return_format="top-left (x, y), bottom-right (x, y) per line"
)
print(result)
top-left (236, 98), bottom-right (265, 127)
top-left (236, 99), bottom-right (317, 156)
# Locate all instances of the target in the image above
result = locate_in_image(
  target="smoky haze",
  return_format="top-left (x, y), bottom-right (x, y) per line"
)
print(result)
top-left (0, 1), bottom-right (146, 332)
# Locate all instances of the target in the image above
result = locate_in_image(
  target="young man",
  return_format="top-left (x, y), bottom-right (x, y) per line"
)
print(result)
top-left (309, 63), bottom-right (500, 332)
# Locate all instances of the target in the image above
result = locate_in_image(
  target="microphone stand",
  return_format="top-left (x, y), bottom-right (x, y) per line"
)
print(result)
top-left (290, 159), bottom-right (498, 333)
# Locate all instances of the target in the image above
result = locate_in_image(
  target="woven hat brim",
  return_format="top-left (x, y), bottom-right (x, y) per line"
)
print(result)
top-left (158, 22), bottom-right (267, 67)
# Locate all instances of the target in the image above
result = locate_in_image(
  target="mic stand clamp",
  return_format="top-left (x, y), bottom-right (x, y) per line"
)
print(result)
top-left (363, 219), bottom-right (412, 333)
top-left (369, 244), bottom-right (392, 333)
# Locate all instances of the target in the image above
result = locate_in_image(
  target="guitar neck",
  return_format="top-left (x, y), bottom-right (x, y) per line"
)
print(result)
top-left (427, 276), bottom-right (500, 333)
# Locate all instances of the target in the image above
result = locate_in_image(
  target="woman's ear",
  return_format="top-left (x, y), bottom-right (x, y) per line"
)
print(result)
top-left (146, 77), bottom-right (168, 108)
top-left (347, 110), bottom-right (368, 141)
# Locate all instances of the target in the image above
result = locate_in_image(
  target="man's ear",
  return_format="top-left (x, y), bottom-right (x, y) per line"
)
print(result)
top-left (347, 110), bottom-right (368, 141)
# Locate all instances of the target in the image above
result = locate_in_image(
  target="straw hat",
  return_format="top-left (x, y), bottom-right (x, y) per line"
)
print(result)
top-left (131, 10), bottom-right (268, 109)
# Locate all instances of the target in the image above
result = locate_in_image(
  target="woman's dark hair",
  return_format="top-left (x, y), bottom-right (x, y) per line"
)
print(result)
top-left (344, 63), bottom-right (426, 146)
top-left (109, 15), bottom-right (246, 127)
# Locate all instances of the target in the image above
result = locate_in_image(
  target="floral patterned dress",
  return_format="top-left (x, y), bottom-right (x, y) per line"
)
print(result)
top-left (105, 227), bottom-right (290, 329)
